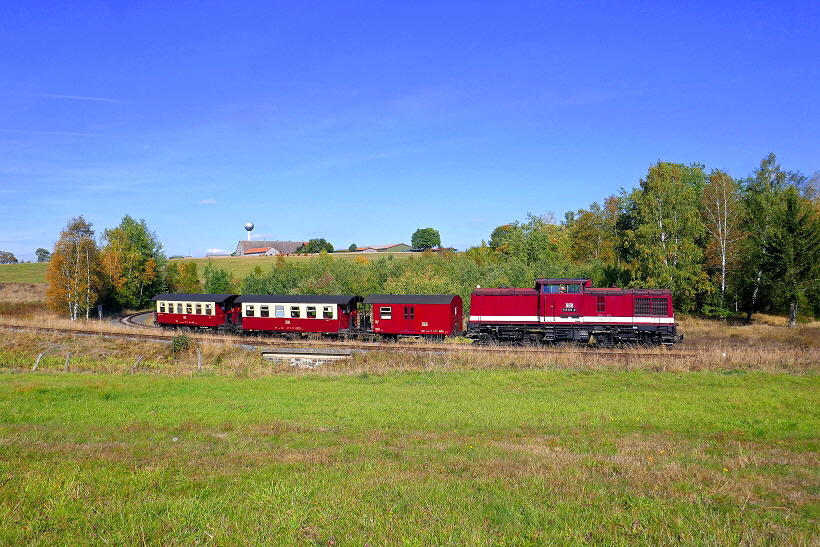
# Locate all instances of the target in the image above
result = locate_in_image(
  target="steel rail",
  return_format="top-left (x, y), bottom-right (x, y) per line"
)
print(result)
top-left (0, 319), bottom-right (702, 359)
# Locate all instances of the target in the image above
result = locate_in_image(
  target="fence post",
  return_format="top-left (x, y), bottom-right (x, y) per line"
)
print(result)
top-left (64, 352), bottom-right (71, 372)
top-left (197, 347), bottom-right (202, 370)
top-left (132, 356), bottom-right (143, 373)
top-left (33, 353), bottom-right (43, 371)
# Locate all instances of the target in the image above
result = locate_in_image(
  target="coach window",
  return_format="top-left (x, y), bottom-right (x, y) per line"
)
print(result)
top-left (245, 305), bottom-right (255, 317)
top-left (306, 306), bottom-right (317, 318)
top-left (323, 306), bottom-right (333, 319)
top-left (195, 304), bottom-right (202, 315)
top-left (185, 303), bottom-right (192, 314)
top-left (275, 305), bottom-right (285, 318)
top-left (177, 303), bottom-right (183, 314)
top-left (380, 306), bottom-right (392, 320)
top-left (205, 304), bottom-right (212, 315)
top-left (290, 306), bottom-right (301, 318)
top-left (260, 305), bottom-right (269, 318)
top-left (158, 303), bottom-right (165, 313)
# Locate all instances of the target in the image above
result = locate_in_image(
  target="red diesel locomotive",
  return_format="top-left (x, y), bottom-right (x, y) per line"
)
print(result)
top-left (151, 278), bottom-right (680, 345)
top-left (467, 278), bottom-right (679, 345)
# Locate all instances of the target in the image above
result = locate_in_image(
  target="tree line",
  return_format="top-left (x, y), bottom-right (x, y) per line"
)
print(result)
top-left (42, 153), bottom-right (820, 325)
top-left (481, 154), bottom-right (820, 325)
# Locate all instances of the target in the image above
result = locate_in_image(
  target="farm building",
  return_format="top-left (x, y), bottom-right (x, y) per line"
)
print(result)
top-left (356, 243), bottom-right (412, 252)
top-left (234, 241), bottom-right (306, 256)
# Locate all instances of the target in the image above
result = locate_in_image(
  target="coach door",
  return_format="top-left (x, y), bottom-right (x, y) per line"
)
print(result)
top-left (403, 305), bottom-right (415, 333)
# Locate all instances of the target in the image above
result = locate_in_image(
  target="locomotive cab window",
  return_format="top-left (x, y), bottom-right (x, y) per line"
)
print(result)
top-left (567, 284), bottom-right (581, 294)
top-left (380, 306), bottom-right (392, 319)
top-left (542, 285), bottom-right (559, 294)
top-left (323, 306), bottom-right (333, 319)
top-left (290, 306), bottom-right (300, 318)
top-left (260, 305), bottom-right (270, 318)
top-left (306, 306), bottom-right (317, 319)
top-left (275, 305), bottom-right (285, 318)
top-left (245, 305), bottom-right (255, 317)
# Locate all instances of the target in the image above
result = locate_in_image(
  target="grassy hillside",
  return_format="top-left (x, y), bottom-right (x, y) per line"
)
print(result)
top-left (0, 262), bottom-right (48, 283)
top-left (171, 252), bottom-right (413, 284)
top-left (0, 253), bottom-right (411, 285)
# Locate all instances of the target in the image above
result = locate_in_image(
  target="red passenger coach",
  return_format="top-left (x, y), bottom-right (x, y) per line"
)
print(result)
top-left (363, 294), bottom-right (463, 338)
top-left (152, 293), bottom-right (241, 332)
top-left (235, 295), bottom-right (362, 335)
top-left (467, 279), bottom-right (680, 345)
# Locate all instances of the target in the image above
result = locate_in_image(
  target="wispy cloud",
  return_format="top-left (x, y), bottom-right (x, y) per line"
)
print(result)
top-left (35, 94), bottom-right (129, 103)
top-left (471, 218), bottom-right (483, 223)
top-left (199, 198), bottom-right (219, 205)
top-left (1, 129), bottom-right (102, 137)
top-left (206, 248), bottom-right (229, 254)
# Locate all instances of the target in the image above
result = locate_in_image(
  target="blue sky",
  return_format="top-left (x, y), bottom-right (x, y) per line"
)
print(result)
top-left (2, 1), bottom-right (818, 260)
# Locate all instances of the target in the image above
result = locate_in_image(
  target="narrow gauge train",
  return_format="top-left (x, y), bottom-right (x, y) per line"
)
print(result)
top-left (151, 278), bottom-right (681, 345)
top-left (151, 293), bottom-right (463, 339)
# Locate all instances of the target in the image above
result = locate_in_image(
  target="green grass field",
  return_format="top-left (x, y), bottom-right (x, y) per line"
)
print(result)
top-left (0, 262), bottom-right (48, 283)
top-left (0, 253), bottom-right (413, 285)
top-left (1, 368), bottom-right (818, 546)
top-left (171, 252), bottom-right (412, 283)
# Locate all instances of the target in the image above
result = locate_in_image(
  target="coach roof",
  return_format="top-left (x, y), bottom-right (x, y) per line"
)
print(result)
top-left (235, 294), bottom-right (362, 305)
top-left (363, 294), bottom-right (460, 305)
top-left (151, 293), bottom-right (238, 304)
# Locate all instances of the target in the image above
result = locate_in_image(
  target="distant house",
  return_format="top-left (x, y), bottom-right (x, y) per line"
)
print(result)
top-left (234, 241), bottom-right (306, 256)
top-left (356, 243), bottom-right (412, 253)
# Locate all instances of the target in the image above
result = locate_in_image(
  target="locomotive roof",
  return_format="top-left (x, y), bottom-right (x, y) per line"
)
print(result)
top-left (471, 287), bottom-right (538, 295)
top-left (152, 293), bottom-right (238, 304)
top-left (234, 294), bottom-right (362, 305)
top-left (535, 278), bottom-right (592, 286)
top-left (362, 294), bottom-right (460, 305)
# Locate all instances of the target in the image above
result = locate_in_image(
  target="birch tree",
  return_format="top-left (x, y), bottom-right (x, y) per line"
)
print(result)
top-left (621, 161), bottom-right (709, 311)
top-left (46, 216), bottom-right (103, 320)
top-left (700, 169), bottom-right (744, 314)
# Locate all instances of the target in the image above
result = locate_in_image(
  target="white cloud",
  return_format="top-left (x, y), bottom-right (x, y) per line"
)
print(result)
top-left (206, 248), bottom-right (229, 254)
top-left (471, 219), bottom-right (483, 223)
top-left (199, 198), bottom-right (219, 205)
top-left (36, 94), bottom-right (129, 103)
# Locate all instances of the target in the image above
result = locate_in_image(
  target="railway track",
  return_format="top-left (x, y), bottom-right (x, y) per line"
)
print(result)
top-left (1, 313), bottom-right (700, 360)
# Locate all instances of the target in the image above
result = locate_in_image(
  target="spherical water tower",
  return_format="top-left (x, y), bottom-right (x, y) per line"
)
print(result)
top-left (244, 222), bottom-right (254, 241)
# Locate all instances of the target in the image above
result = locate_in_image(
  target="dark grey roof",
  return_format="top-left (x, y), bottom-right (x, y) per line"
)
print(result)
top-left (362, 294), bottom-right (460, 305)
top-left (235, 294), bottom-right (362, 306)
top-left (152, 293), bottom-right (238, 304)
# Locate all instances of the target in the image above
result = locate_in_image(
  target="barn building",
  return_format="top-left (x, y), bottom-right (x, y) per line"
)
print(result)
top-left (234, 241), bottom-right (305, 256)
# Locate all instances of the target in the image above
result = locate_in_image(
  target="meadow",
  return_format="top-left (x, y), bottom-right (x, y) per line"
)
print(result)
top-left (0, 263), bottom-right (48, 284)
top-left (0, 323), bottom-right (819, 546)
